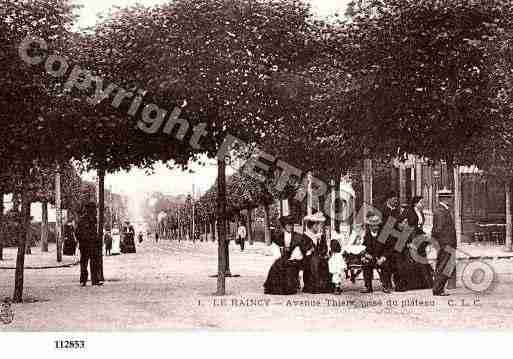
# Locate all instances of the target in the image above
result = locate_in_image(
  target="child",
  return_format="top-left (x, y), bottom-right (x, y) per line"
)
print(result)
top-left (329, 240), bottom-right (346, 294)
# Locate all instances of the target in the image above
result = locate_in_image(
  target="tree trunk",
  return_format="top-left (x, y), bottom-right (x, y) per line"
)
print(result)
top-left (399, 165), bottom-right (407, 206)
top-left (0, 190), bottom-right (4, 261)
top-left (13, 167), bottom-right (30, 303)
top-left (415, 156), bottom-right (423, 196)
top-left (12, 191), bottom-right (20, 212)
top-left (246, 207), bottom-right (253, 245)
top-left (307, 171), bottom-right (313, 215)
top-left (263, 204), bottom-right (271, 245)
top-left (506, 181), bottom-right (512, 252)
top-left (109, 185), bottom-right (113, 231)
top-left (55, 163), bottom-right (63, 262)
top-left (453, 166), bottom-right (462, 246)
top-left (24, 199), bottom-right (32, 255)
top-left (447, 164), bottom-right (459, 290)
top-left (216, 158), bottom-right (227, 295)
top-left (329, 179), bottom-right (335, 241)
top-left (362, 158), bottom-right (373, 221)
top-left (225, 219), bottom-right (231, 276)
top-left (41, 200), bottom-right (49, 252)
top-left (97, 166), bottom-right (105, 282)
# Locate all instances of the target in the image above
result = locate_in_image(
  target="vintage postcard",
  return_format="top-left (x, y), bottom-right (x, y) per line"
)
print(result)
top-left (1, 0), bottom-right (513, 355)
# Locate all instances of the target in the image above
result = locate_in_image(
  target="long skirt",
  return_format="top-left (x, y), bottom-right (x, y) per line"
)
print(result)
top-left (394, 252), bottom-right (433, 291)
top-left (63, 238), bottom-right (77, 256)
top-left (264, 258), bottom-right (301, 295)
top-left (303, 255), bottom-right (332, 294)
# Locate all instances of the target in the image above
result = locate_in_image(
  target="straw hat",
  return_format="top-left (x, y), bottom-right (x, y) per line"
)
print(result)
top-left (340, 182), bottom-right (356, 198)
top-left (303, 211), bottom-right (326, 223)
top-left (365, 213), bottom-right (382, 226)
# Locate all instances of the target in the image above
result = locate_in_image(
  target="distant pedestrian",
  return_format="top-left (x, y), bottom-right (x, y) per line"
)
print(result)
top-left (104, 230), bottom-right (112, 256)
top-left (77, 202), bottom-right (102, 286)
top-left (121, 221), bottom-right (136, 253)
top-left (237, 222), bottom-right (247, 251)
top-left (155, 232), bottom-right (159, 243)
top-left (63, 220), bottom-right (77, 256)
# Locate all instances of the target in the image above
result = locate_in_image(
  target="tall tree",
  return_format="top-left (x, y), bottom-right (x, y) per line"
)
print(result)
top-left (91, 0), bottom-right (327, 294)
top-left (339, 0), bottom-right (512, 164)
top-left (0, 0), bottom-right (78, 302)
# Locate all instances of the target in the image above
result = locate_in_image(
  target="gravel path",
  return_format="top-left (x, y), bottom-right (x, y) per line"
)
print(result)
top-left (1, 239), bottom-right (513, 330)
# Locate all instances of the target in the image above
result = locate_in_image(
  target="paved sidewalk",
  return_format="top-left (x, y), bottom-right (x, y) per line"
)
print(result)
top-left (0, 243), bottom-right (78, 269)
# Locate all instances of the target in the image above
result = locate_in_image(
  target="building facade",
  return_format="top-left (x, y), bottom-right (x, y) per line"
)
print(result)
top-left (391, 156), bottom-right (506, 244)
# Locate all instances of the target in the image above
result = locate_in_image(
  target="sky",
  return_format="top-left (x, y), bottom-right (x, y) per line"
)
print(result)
top-left (75, 0), bottom-right (350, 205)
top-left (74, 0), bottom-right (350, 28)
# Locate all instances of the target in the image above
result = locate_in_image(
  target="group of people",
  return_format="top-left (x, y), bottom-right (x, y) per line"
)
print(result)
top-left (264, 190), bottom-right (457, 297)
top-left (58, 203), bottom-right (102, 286)
top-left (359, 195), bottom-right (434, 294)
top-left (76, 202), bottom-right (104, 286)
top-left (264, 211), bottom-right (334, 295)
top-left (61, 201), bottom-right (142, 286)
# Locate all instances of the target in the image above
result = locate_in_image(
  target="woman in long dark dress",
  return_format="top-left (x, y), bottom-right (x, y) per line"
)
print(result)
top-left (406, 196), bottom-right (434, 290)
top-left (302, 212), bottom-right (332, 294)
top-left (264, 215), bottom-right (306, 295)
top-left (63, 220), bottom-right (77, 256)
top-left (394, 196), bottom-right (433, 291)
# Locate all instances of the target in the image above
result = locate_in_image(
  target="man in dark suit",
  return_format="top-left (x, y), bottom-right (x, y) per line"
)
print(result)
top-left (77, 202), bottom-right (101, 286)
top-left (432, 190), bottom-right (457, 296)
top-left (382, 193), bottom-right (401, 229)
top-left (361, 213), bottom-right (393, 294)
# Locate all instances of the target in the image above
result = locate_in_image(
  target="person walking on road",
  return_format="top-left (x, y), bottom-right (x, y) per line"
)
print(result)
top-left (237, 222), bottom-right (247, 251)
top-left (77, 202), bottom-right (102, 286)
top-left (104, 230), bottom-right (112, 256)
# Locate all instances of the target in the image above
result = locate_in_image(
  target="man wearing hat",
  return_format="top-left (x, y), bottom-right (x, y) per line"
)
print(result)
top-left (77, 202), bottom-right (101, 286)
top-left (432, 189), bottom-right (457, 296)
top-left (361, 212), bottom-right (393, 294)
top-left (383, 193), bottom-right (401, 228)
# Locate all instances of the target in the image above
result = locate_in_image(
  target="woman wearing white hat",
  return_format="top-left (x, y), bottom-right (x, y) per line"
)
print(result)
top-left (302, 212), bottom-right (332, 294)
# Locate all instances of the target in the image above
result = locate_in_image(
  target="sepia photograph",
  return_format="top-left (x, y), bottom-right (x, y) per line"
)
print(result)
top-left (1, 0), bottom-right (513, 355)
